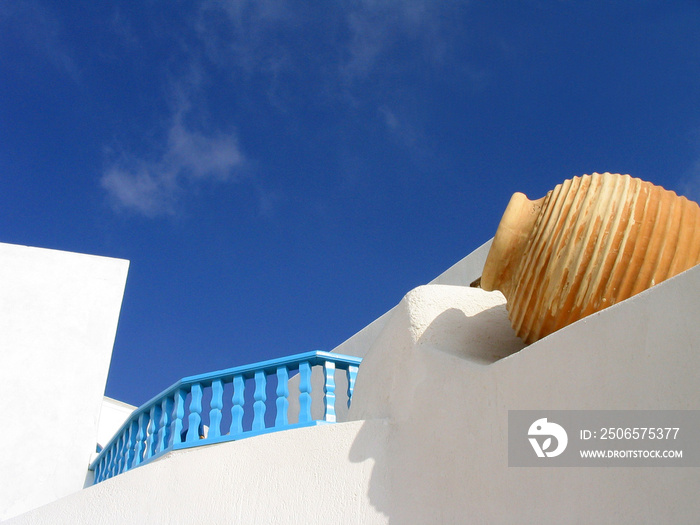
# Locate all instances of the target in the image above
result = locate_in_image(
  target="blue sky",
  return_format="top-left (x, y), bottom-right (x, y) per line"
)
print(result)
top-left (2, 1), bottom-right (700, 406)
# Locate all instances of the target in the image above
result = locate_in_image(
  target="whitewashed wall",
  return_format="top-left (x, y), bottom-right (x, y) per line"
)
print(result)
top-left (347, 267), bottom-right (700, 523)
top-left (6, 421), bottom-right (390, 525)
top-left (96, 397), bottom-right (136, 451)
top-left (0, 243), bottom-right (128, 521)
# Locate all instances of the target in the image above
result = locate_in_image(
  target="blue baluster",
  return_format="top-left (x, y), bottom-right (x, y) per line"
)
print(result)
top-left (146, 404), bottom-right (161, 458)
top-left (122, 430), bottom-right (131, 473)
top-left (323, 360), bottom-right (336, 422)
top-left (100, 450), bottom-right (109, 482)
top-left (93, 459), bottom-right (101, 484)
top-left (134, 412), bottom-right (147, 466)
top-left (169, 389), bottom-right (185, 448)
top-left (99, 457), bottom-right (107, 482)
top-left (106, 446), bottom-right (115, 480)
top-left (209, 379), bottom-right (224, 438)
top-left (346, 365), bottom-right (359, 409)
top-left (275, 366), bottom-right (289, 428)
top-left (157, 396), bottom-right (173, 453)
top-left (99, 456), bottom-right (107, 481)
top-left (110, 437), bottom-right (120, 477)
top-left (94, 459), bottom-right (103, 484)
top-left (112, 443), bottom-right (120, 477)
top-left (231, 375), bottom-right (245, 436)
top-left (146, 405), bottom-right (160, 459)
top-left (103, 455), bottom-right (110, 481)
top-left (115, 431), bottom-right (127, 474)
top-left (145, 410), bottom-right (154, 459)
top-left (124, 419), bottom-right (138, 470)
top-left (186, 383), bottom-right (203, 442)
top-left (102, 448), bottom-right (109, 481)
top-left (299, 361), bottom-right (312, 424)
top-left (252, 371), bottom-right (267, 431)
top-left (111, 444), bottom-right (119, 478)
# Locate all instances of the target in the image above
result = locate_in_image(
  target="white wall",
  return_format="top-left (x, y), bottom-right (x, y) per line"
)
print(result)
top-left (347, 266), bottom-right (700, 523)
top-left (5, 421), bottom-right (390, 525)
top-left (96, 397), bottom-right (136, 451)
top-left (0, 243), bottom-right (129, 521)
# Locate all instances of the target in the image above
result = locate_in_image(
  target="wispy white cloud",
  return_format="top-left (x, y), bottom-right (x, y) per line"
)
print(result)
top-left (109, 7), bottom-right (140, 51)
top-left (100, 29), bottom-right (249, 218)
top-left (195, 0), bottom-right (464, 86)
top-left (202, 0), bottom-right (292, 29)
top-left (0, 0), bottom-right (79, 80)
top-left (102, 160), bottom-right (173, 217)
top-left (379, 105), bottom-right (400, 132)
top-left (101, 0), bottom-right (469, 217)
top-left (378, 105), bottom-right (423, 148)
top-left (102, 112), bottom-right (246, 217)
top-left (196, 0), bottom-right (295, 74)
top-left (342, 0), bottom-right (456, 79)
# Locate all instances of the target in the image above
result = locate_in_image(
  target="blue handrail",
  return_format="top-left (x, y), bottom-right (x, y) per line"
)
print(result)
top-left (90, 351), bottom-right (361, 484)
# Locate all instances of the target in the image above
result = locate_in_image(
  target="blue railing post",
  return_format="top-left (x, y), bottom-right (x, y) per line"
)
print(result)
top-left (346, 365), bottom-right (359, 409)
top-left (298, 361), bottom-right (313, 424)
top-left (231, 375), bottom-right (245, 436)
top-left (168, 389), bottom-right (185, 448)
top-left (252, 370), bottom-right (267, 431)
top-left (94, 459), bottom-right (103, 484)
top-left (275, 366), bottom-right (289, 427)
top-left (157, 397), bottom-right (172, 454)
top-left (209, 379), bottom-right (224, 438)
top-left (116, 430), bottom-right (127, 475)
top-left (146, 404), bottom-right (161, 459)
top-left (124, 419), bottom-right (138, 471)
top-left (105, 446), bottom-right (114, 480)
top-left (323, 361), bottom-right (336, 422)
top-left (186, 383), bottom-right (203, 442)
top-left (134, 412), bottom-right (147, 467)
top-left (146, 405), bottom-right (161, 458)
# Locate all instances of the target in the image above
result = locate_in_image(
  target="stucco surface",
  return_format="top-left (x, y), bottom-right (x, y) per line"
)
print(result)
top-left (0, 243), bottom-right (128, 521)
top-left (95, 397), bottom-right (136, 452)
top-left (348, 267), bottom-right (700, 523)
top-left (6, 421), bottom-right (391, 525)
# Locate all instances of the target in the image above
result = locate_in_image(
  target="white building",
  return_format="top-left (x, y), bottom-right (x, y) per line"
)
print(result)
top-left (1, 240), bottom-right (699, 524)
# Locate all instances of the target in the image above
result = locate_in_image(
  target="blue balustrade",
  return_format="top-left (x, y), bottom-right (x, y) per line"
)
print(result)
top-left (90, 351), bottom-right (362, 484)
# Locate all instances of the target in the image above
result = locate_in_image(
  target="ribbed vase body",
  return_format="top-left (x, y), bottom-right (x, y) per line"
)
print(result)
top-left (482, 173), bottom-right (700, 344)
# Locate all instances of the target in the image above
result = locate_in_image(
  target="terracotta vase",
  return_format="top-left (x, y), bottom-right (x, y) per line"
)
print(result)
top-left (481, 173), bottom-right (700, 344)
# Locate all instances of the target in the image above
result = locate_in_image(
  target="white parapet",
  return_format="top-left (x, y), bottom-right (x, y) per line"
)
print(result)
top-left (0, 243), bottom-right (129, 521)
top-left (5, 420), bottom-right (391, 525)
